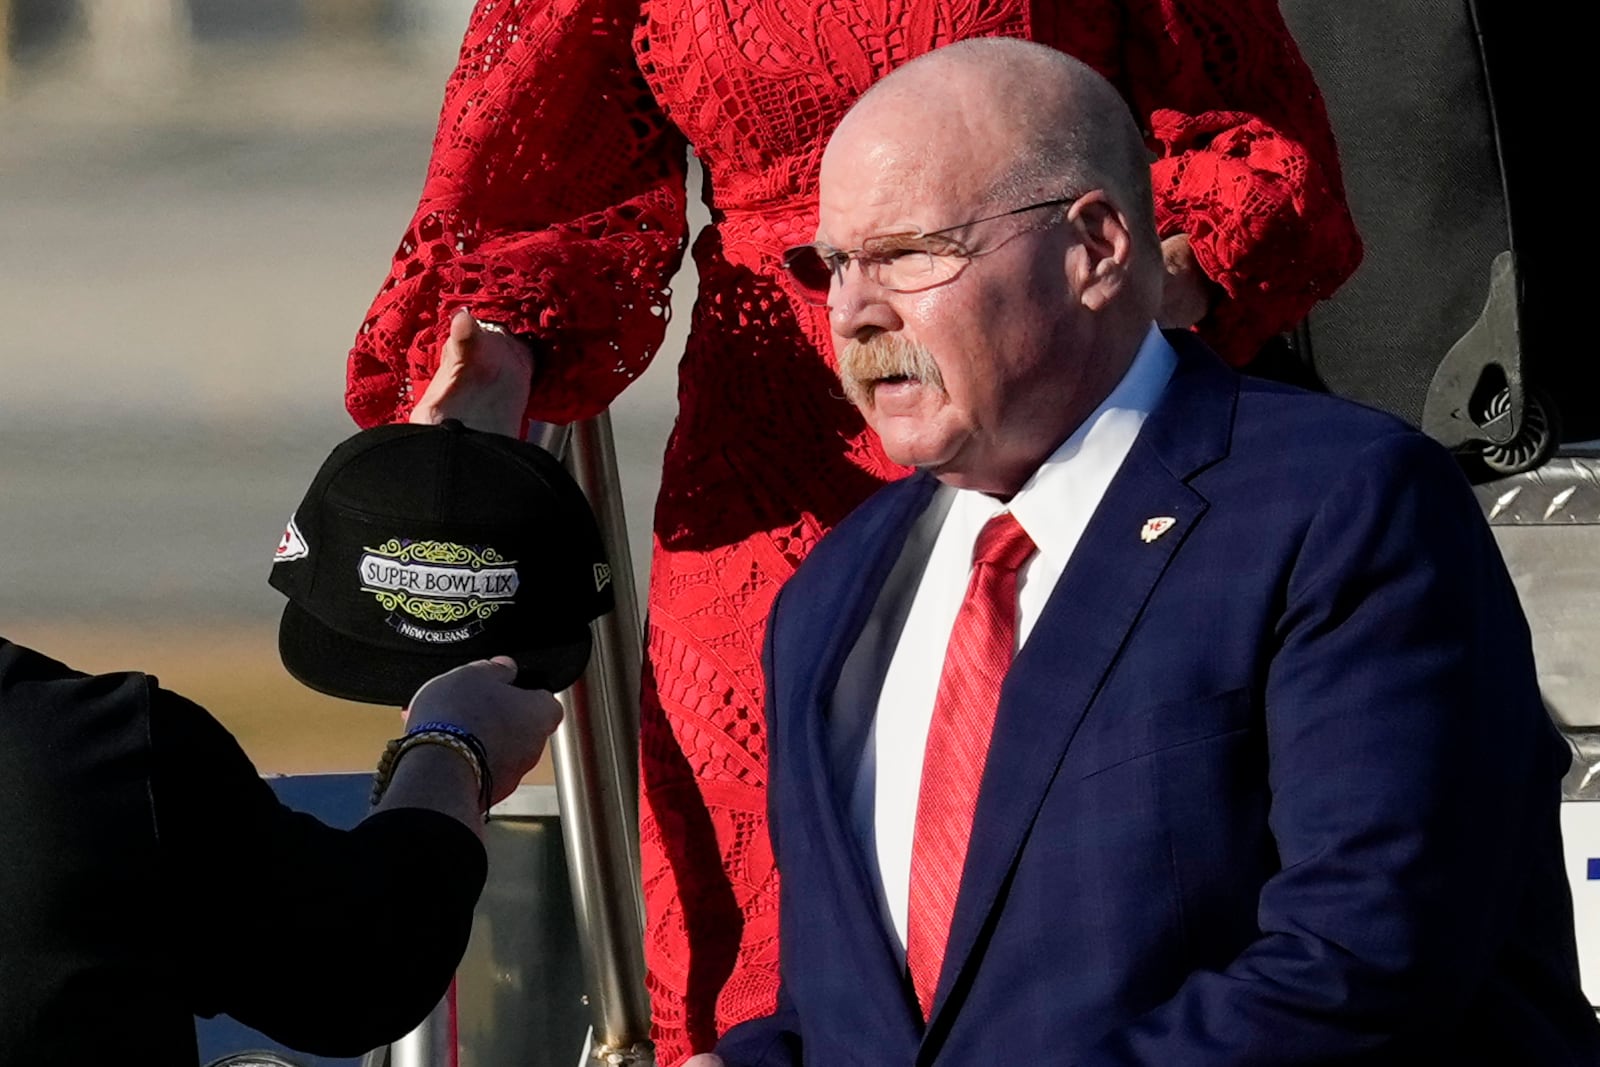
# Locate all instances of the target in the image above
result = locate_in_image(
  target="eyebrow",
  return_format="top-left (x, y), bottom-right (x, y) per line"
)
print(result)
top-left (862, 231), bottom-right (932, 250)
top-left (862, 230), bottom-right (966, 252)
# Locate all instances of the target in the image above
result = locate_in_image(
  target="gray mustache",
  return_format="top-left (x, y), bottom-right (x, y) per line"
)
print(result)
top-left (837, 335), bottom-right (945, 407)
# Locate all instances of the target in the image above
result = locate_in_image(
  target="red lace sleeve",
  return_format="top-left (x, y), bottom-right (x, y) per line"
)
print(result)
top-left (345, 0), bottom-right (690, 428)
top-left (1122, 0), bottom-right (1364, 365)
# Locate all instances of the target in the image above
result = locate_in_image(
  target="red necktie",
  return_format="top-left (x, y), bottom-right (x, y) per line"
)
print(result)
top-left (905, 511), bottom-right (1037, 1021)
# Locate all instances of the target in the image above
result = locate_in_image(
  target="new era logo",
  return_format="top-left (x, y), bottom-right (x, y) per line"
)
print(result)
top-left (594, 563), bottom-right (612, 592)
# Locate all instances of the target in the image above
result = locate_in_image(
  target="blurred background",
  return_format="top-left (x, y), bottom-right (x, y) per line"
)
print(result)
top-left (0, 0), bottom-right (702, 775)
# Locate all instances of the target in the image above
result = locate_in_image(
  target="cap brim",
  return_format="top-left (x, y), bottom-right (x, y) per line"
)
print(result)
top-left (509, 630), bottom-right (593, 695)
top-left (278, 599), bottom-right (593, 707)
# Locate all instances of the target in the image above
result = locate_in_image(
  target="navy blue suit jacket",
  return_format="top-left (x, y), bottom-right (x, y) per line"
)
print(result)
top-left (717, 335), bottom-right (1599, 1065)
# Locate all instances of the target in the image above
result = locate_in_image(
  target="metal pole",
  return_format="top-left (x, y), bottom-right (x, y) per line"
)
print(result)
top-left (534, 413), bottom-right (653, 1065)
top-left (387, 982), bottom-right (457, 1067)
top-left (565, 413), bottom-right (644, 805)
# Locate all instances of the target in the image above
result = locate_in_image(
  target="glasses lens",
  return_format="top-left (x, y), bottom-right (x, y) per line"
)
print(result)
top-left (781, 245), bottom-right (834, 303)
top-left (877, 250), bottom-right (953, 293)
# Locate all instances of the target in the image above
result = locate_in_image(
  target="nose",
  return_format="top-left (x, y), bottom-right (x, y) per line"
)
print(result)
top-left (828, 265), bottom-right (901, 341)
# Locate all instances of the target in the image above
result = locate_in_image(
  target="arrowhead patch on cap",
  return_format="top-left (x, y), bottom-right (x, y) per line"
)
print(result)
top-left (275, 517), bottom-right (309, 562)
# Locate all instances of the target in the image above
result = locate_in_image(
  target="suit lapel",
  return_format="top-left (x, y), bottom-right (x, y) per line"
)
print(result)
top-left (926, 335), bottom-right (1238, 1032)
top-left (790, 472), bottom-right (941, 1028)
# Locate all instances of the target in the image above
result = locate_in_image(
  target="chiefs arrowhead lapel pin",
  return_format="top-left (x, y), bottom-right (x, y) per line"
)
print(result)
top-left (1140, 516), bottom-right (1176, 543)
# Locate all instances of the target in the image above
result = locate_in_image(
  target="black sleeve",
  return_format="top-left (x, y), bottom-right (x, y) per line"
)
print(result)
top-left (147, 685), bottom-right (488, 1057)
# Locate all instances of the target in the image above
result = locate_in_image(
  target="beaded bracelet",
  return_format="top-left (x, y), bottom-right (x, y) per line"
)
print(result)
top-left (370, 731), bottom-right (490, 815)
top-left (371, 723), bottom-right (494, 818)
top-left (407, 720), bottom-right (493, 789)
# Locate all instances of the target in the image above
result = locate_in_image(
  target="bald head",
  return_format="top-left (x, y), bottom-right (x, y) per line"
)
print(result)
top-left (826, 37), bottom-right (1161, 270)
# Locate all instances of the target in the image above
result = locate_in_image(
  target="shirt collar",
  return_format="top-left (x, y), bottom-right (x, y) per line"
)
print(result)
top-left (947, 323), bottom-right (1178, 568)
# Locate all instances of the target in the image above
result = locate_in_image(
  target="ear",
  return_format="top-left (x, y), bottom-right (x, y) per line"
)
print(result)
top-left (1063, 194), bottom-right (1135, 312)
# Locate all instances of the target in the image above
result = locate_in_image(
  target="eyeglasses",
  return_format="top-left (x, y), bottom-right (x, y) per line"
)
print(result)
top-left (780, 195), bottom-right (1079, 306)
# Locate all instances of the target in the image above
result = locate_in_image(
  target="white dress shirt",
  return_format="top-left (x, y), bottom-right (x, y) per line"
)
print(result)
top-left (828, 324), bottom-right (1177, 953)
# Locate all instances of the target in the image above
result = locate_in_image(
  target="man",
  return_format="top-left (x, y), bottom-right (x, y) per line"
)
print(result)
top-left (690, 38), bottom-right (1599, 1067)
top-left (0, 644), bottom-right (560, 1063)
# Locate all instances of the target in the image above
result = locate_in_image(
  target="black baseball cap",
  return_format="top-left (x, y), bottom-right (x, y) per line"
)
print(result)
top-left (268, 420), bottom-right (613, 705)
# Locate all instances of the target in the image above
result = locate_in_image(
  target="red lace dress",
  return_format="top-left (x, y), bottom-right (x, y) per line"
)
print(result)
top-left (345, 2), bottom-right (1362, 1061)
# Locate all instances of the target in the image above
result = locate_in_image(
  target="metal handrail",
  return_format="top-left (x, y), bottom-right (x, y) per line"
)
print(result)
top-left (538, 413), bottom-right (654, 1066)
top-left (390, 412), bottom-right (653, 1067)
